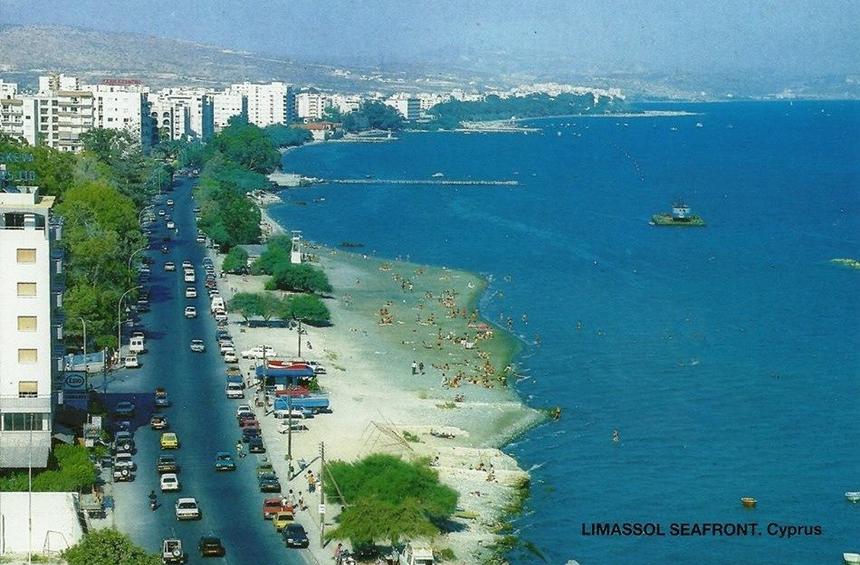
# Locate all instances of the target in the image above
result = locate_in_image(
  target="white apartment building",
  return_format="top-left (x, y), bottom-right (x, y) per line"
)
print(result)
top-left (384, 94), bottom-right (420, 120)
top-left (228, 82), bottom-right (291, 127)
top-left (329, 93), bottom-right (362, 115)
top-left (83, 83), bottom-right (154, 149)
top-left (0, 182), bottom-right (61, 469)
top-left (213, 91), bottom-right (247, 131)
top-left (38, 74), bottom-right (80, 94)
top-left (26, 89), bottom-right (95, 152)
top-left (0, 80), bottom-right (17, 99)
top-left (294, 90), bottom-right (330, 121)
top-left (0, 97), bottom-right (26, 140)
top-left (149, 88), bottom-right (214, 141)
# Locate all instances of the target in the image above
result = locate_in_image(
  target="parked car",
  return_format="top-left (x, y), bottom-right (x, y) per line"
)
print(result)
top-left (114, 431), bottom-right (135, 452)
top-left (114, 452), bottom-right (135, 471)
top-left (225, 383), bottom-right (244, 399)
top-left (166, 199), bottom-right (174, 207)
top-left (282, 523), bottom-right (309, 548)
top-left (175, 497), bottom-right (200, 520)
top-left (160, 473), bottom-right (180, 492)
top-left (214, 311), bottom-right (228, 323)
top-left (236, 404), bottom-right (253, 419)
top-left (160, 432), bottom-right (180, 449)
top-left (248, 437), bottom-right (266, 454)
top-left (185, 286), bottom-right (197, 299)
top-left (262, 497), bottom-right (291, 520)
top-left (278, 420), bottom-right (309, 434)
top-left (158, 209), bottom-right (166, 217)
top-left (198, 536), bottom-right (225, 557)
top-left (164, 261), bottom-right (176, 271)
top-left (241, 345), bottom-right (276, 359)
top-left (241, 428), bottom-right (261, 442)
top-left (156, 454), bottom-right (178, 473)
top-left (214, 452), bottom-right (236, 471)
top-left (182, 260), bottom-right (193, 269)
top-left (190, 339), bottom-right (205, 352)
top-left (196, 234), bottom-right (206, 244)
top-left (257, 472), bottom-right (280, 492)
top-left (124, 354), bottom-right (140, 369)
top-left (166, 221), bottom-right (175, 230)
top-left (224, 351), bottom-right (238, 363)
top-left (184, 306), bottom-right (197, 318)
top-left (272, 511), bottom-right (294, 531)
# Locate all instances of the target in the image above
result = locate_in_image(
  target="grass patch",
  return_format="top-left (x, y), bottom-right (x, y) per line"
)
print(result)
top-left (402, 431), bottom-right (421, 443)
top-left (436, 401), bottom-right (457, 410)
top-left (437, 548), bottom-right (456, 561)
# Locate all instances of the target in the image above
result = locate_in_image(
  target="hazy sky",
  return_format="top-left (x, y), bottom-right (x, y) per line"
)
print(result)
top-left (1, 0), bottom-right (857, 75)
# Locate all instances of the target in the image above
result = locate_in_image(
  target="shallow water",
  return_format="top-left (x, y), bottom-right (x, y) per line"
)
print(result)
top-left (269, 101), bottom-right (860, 564)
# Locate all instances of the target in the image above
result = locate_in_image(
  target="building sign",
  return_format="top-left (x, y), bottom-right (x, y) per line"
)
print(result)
top-left (64, 374), bottom-right (85, 389)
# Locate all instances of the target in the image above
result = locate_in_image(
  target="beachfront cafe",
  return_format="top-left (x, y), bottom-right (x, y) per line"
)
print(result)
top-left (255, 364), bottom-right (315, 390)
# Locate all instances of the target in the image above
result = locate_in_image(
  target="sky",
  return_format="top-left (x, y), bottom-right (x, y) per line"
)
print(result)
top-left (1, 0), bottom-right (858, 76)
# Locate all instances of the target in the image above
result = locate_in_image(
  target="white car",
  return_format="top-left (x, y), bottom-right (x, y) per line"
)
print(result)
top-left (236, 405), bottom-right (252, 418)
top-left (164, 261), bottom-right (176, 272)
top-left (166, 199), bottom-right (174, 207)
top-left (158, 209), bottom-right (166, 217)
top-left (182, 260), bottom-right (193, 269)
top-left (225, 383), bottom-right (244, 399)
top-left (190, 339), bottom-right (205, 352)
top-left (278, 420), bottom-right (308, 434)
top-left (224, 351), bottom-right (238, 364)
top-left (214, 311), bottom-right (228, 323)
top-left (184, 306), bottom-right (197, 319)
top-left (114, 452), bottom-right (136, 470)
top-left (219, 343), bottom-right (235, 355)
top-left (196, 235), bottom-right (206, 243)
top-left (124, 354), bottom-right (140, 369)
top-left (241, 346), bottom-right (276, 359)
top-left (184, 271), bottom-right (196, 283)
top-left (174, 497), bottom-right (200, 520)
top-left (166, 221), bottom-right (175, 230)
top-left (160, 473), bottom-right (180, 492)
top-left (185, 286), bottom-right (197, 299)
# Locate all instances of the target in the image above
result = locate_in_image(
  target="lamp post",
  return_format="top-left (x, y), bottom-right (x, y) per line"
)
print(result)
top-left (138, 206), bottom-right (150, 226)
top-left (117, 286), bottom-right (141, 364)
top-left (128, 245), bottom-right (148, 271)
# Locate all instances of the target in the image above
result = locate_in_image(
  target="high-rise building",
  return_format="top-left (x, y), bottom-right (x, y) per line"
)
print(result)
top-left (212, 91), bottom-right (247, 131)
top-left (384, 94), bottom-right (421, 120)
top-left (149, 88), bottom-right (214, 141)
top-left (0, 178), bottom-right (62, 469)
top-left (83, 82), bottom-right (155, 150)
top-left (294, 90), bottom-right (330, 121)
top-left (228, 82), bottom-right (291, 127)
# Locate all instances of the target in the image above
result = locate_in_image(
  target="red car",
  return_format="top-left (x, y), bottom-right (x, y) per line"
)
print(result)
top-left (239, 418), bottom-right (260, 430)
top-left (262, 497), bottom-right (292, 520)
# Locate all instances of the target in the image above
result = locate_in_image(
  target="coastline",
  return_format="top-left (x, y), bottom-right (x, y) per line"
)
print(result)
top-left (233, 204), bottom-right (545, 562)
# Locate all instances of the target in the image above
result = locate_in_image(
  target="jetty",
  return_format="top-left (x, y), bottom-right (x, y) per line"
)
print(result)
top-left (326, 178), bottom-right (519, 187)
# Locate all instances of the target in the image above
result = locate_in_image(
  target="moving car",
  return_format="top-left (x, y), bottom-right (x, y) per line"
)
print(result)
top-left (282, 523), bottom-right (309, 548)
top-left (184, 270), bottom-right (195, 283)
top-left (164, 261), bottom-right (176, 272)
top-left (184, 306), bottom-right (197, 319)
top-left (114, 431), bottom-right (135, 452)
top-left (182, 260), bottom-right (193, 269)
top-left (190, 339), bottom-right (205, 352)
top-left (166, 221), bottom-right (175, 230)
top-left (185, 286), bottom-right (197, 299)
top-left (214, 451), bottom-right (236, 471)
top-left (156, 454), bottom-right (178, 473)
top-left (124, 354), bottom-right (140, 369)
top-left (162, 538), bottom-right (185, 564)
top-left (198, 537), bottom-right (225, 557)
top-left (155, 389), bottom-right (171, 408)
top-left (175, 497), bottom-right (200, 520)
top-left (160, 473), bottom-right (180, 492)
top-left (160, 432), bottom-right (180, 449)
top-left (225, 383), bottom-right (244, 399)
top-left (150, 415), bottom-right (169, 430)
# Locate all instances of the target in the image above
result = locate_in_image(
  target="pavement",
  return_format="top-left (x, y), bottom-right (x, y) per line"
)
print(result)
top-left (88, 175), bottom-right (307, 564)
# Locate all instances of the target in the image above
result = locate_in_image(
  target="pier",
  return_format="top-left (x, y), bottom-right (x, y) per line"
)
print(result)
top-left (325, 178), bottom-right (519, 186)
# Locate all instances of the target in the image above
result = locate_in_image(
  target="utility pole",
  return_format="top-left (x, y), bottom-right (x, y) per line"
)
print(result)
top-left (287, 392), bottom-right (293, 472)
top-left (102, 347), bottom-right (108, 395)
top-left (319, 441), bottom-right (325, 548)
top-left (297, 319), bottom-right (302, 358)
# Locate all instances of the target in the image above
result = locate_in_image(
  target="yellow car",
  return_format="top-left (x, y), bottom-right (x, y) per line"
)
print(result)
top-left (272, 510), bottom-right (294, 532)
top-left (160, 432), bottom-right (180, 449)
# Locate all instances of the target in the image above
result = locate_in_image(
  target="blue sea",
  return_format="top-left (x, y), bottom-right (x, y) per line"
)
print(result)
top-left (269, 102), bottom-right (860, 564)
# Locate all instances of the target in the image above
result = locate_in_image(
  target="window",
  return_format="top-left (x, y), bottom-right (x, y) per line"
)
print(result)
top-left (18, 381), bottom-right (38, 398)
top-left (18, 349), bottom-right (37, 364)
top-left (2, 413), bottom-right (46, 431)
top-left (17, 282), bottom-right (36, 297)
top-left (17, 248), bottom-right (36, 263)
top-left (17, 316), bottom-right (37, 331)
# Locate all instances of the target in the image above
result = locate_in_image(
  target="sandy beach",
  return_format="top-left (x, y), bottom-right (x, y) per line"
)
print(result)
top-left (208, 206), bottom-right (543, 563)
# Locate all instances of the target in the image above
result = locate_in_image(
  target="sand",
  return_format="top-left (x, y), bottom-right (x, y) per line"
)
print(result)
top-left (210, 207), bottom-right (543, 564)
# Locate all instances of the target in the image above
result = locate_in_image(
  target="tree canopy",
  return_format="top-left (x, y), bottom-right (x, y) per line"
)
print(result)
top-left (210, 117), bottom-right (280, 173)
top-left (265, 124), bottom-right (313, 148)
top-left (266, 262), bottom-right (332, 294)
top-left (63, 529), bottom-right (160, 565)
top-left (342, 101), bottom-right (404, 133)
top-left (222, 246), bottom-right (249, 273)
top-left (324, 454), bottom-right (458, 546)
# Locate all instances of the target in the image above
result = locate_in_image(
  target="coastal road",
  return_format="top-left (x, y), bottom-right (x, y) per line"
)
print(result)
top-left (93, 176), bottom-right (303, 564)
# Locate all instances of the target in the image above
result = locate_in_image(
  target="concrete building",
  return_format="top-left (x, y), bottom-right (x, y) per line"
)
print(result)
top-left (38, 74), bottom-right (79, 94)
top-left (0, 180), bottom-right (62, 469)
top-left (384, 94), bottom-right (421, 120)
top-left (329, 93), bottom-right (362, 115)
top-left (149, 88), bottom-right (214, 141)
top-left (0, 80), bottom-right (17, 99)
top-left (228, 82), bottom-right (291, 127)
top-left (83, 82), bottom-right (154, 150)
top-left (0, 97), bottom-right (26, 141)
top-left (294, 90), bottom-right (330, 121)
top-left (29, 88), bottom-right (95, 152)
top-left (213, 91), bottom-right (247, 131)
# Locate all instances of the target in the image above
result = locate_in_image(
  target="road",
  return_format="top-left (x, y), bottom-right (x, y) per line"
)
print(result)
top-left (92, 175), bottom-right (304, 564)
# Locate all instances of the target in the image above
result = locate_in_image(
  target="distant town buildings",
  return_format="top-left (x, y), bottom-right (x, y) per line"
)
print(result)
top-left (227, 81), bottom-right (292, 127)
top-left (213, 91), bottom-right (247, 131)
top-left (149, 88), bottom-right (214, 141)
top-left (0, 178), bottom-right (62, 469)
top-left (294, 90), bottom-right (330, 121)
top-left (384, 93), bottom-right (421, 120)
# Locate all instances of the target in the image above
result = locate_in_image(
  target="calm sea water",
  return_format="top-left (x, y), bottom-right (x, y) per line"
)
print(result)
top-left (269, 102), bottom-right (860, 564)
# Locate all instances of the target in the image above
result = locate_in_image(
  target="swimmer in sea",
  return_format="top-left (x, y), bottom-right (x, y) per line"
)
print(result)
top-left (612, 430), bottom-right (620, 443)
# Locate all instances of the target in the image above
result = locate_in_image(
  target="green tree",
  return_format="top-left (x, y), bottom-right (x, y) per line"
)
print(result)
top-left (222, 246), bottom-right (249, 273)
top-left (287, 293), bottom-right (331, 325)
top-left (324, 454), bottom-right (458, 547)
top-left (266, 263), bottom-right (332, 294)
top-left (264, 124), bottom-right (312, 148)
top-left (229, 292), bottom-right (261, 322)
top-left (257, 293), bottom-right (283, 323)
top-left (251, 236), bottom-right (291, 275)
top-left (210, 118), bottom-right (280, 173)
top-left (63, 529), bottom-right (160, 565)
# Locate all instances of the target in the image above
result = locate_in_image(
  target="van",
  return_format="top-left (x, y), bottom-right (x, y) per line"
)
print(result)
top-left (129, 336), bottom-right (145, 353)
top-left (184, 271), bottom-right (195, 283)
top-left (225, 383), bottom-right (244, 399)
top-left (210, 296), bottom-right (225, 312)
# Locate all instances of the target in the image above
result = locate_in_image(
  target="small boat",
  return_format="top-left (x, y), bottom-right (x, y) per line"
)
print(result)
top-left (740, 497), bottom-right (757, 508)
top-left (844, 553), bottom-right (860, 565)
top-left (432, 172), bottom-right (444, 178)
top-left (845, 491), bottom-right (860, 503)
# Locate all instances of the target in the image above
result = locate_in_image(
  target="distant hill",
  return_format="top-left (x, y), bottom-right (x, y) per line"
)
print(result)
top-left (0, 24), bottom-right (465, 92)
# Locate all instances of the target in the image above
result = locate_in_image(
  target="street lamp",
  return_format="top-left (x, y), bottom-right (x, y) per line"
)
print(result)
top-left (138, 206), bottom-right (151, 226)
top-left (117, 286), bottom-right (141, 364)
top-left (128, 245), bottom-right (148, 270)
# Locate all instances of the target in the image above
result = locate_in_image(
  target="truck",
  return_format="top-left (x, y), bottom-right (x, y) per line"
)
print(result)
top-left (274, 395), bottom-right (330, 414)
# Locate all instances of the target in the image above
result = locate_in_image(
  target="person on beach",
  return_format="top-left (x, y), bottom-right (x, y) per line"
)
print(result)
top-left (335, 543), bottom-right (343, 563)
top-left (411, 361), bottom-right (417, 375)
top-left (418, 361), bottom-right (425, 374)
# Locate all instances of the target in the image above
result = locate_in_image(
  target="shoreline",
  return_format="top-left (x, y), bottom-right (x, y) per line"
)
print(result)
top-left (244, 205), bottom-right (546, 562)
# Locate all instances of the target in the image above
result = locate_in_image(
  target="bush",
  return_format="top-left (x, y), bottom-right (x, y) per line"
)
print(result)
top-left (0, 444), bottom-right (96, 492)
top-left (222, 246), bottom-right (249, 273)
top-left (63, 529), bottom-right (159, 565)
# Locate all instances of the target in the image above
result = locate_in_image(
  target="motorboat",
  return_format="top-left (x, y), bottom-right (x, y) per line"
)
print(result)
top-left (844, 553), bottom-right (860, 565)
top-left (845, 491), bottom-right (860, 503)
top-left (740, 497), bottom-right (757, 508)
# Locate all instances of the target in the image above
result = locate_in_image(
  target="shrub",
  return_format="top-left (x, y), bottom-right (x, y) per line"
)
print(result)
top-left (222, 246), bottom-right (249, 273)
top-left (269, 263), bottom-right (332, 294)
top-left (63, 529), bottom-right (159, 565)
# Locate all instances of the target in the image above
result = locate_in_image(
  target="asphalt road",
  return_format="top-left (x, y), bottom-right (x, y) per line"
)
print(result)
top-left (92, 176), bottom-right (303, 564)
